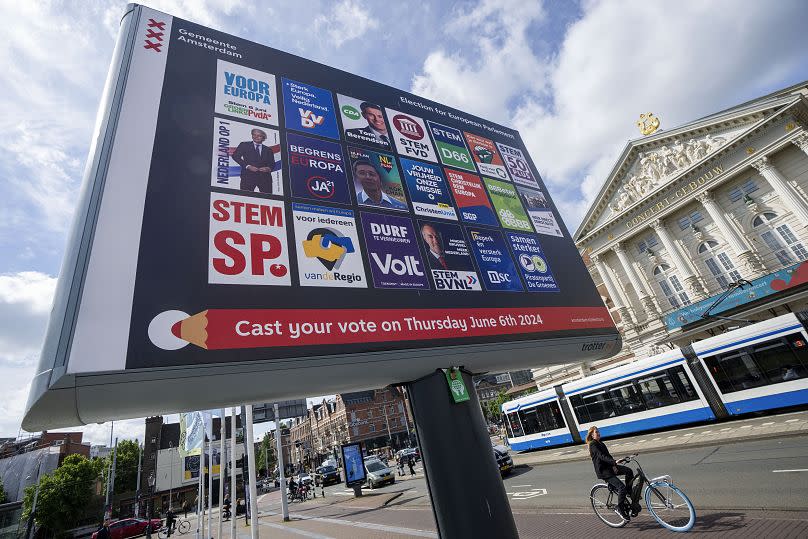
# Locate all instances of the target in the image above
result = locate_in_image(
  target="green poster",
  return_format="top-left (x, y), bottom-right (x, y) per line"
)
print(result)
top-left (483, 178), bottom-right (534, 232)
top-left (428, 121), bottom-right (477, 172)
top-left (444, 368), bottom-right (470, 403)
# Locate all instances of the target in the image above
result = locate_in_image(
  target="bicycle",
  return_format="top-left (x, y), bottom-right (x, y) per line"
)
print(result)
top-left (157, 517), bottom-right (191, 538)
top-left (589, 453), bottom-right (695, 532)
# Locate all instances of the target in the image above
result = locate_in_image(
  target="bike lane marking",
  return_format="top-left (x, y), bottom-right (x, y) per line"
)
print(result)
top-left (772, 469), bottom-right (808, 473)
top-left (269, 511), bottom-right (439, 538)
top-left (259, 520), bottom-right (334, 539)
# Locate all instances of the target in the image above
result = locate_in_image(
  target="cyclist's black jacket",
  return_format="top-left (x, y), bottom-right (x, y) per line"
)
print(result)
top-left (589, 440), bottom-right (618, 479)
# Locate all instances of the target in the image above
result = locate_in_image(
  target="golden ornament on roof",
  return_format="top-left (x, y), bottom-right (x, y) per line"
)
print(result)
top-left (637, 112), bottom-right (660, 136)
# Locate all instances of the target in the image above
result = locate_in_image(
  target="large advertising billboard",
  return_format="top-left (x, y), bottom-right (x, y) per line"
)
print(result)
top-left (23, 5), bottom-right (619, 429)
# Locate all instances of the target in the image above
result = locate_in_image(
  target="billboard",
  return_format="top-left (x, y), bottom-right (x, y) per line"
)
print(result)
top-left (22, 5), bottom-right (619, 430)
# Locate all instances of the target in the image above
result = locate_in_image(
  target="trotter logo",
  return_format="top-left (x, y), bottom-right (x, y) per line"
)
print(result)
top-left (144, 18), bottom-right (166, 52)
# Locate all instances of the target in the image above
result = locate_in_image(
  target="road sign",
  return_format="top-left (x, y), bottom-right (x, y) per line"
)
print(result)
top-left (22, 4), bottom-right (619, 430)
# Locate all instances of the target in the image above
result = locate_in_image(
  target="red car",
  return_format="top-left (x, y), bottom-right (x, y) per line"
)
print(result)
top-left (92, 518), bottom-right (163, 539)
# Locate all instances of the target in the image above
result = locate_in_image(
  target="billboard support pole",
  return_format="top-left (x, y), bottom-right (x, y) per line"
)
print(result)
top-left (274, 403), bottom-right (290, 521)
top-left (207, 433), bottom-right (213, 539)
top-left (245, 405), bottom-right (260, 538)
top-left (406, 369), bottom-right (518, 539)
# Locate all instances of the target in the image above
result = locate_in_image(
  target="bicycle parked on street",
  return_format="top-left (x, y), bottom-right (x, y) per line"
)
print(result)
top-left (589, 453), bottom-right (696, 532)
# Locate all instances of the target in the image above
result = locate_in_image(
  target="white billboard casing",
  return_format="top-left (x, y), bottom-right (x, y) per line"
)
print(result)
top-left (22, 5), bottom-right (619, 430)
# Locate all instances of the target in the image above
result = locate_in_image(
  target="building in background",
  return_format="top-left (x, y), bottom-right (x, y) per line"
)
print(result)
top-left (562, 81), bottom-right (808, 381)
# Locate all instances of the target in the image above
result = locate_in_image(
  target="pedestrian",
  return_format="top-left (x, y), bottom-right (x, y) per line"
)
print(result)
top-left (408, 455), bottom-right (416, 476)
top-left (397, 455), bottom-right (404, 477)
top-left (96, 520), bottom-right (112, 539)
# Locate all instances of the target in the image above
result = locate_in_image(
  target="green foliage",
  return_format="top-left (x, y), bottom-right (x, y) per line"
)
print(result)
top-left (0, 475), bottom-right (6, 504)
top-left (23, 454), bottom-right (102, 534)
top-left (111, 440), bottom-right (140, 494)
top-left (256, 432), bottom-right (275, 477)
top-left (483, 390), bottom-right (510, 422)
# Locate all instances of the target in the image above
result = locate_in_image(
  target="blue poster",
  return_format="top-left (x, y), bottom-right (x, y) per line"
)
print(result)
top-left (361, 212), bottom-right (430, 290)
top-left (400, 157), bottom-right (458, 221)
top-left (287, 133), bottom-right (351, 204)
top-left (467, 229), bottom-right (523, 292)
top-left (282, 78), bottom-right (340, 139)
top-left (507, 233), bottom-right (559, 292)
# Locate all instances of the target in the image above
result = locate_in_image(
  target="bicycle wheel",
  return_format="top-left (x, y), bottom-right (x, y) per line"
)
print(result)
top-left (178, 520), bottom-right (191, 534)
top-left (644, 481), bottom-right (696, 532)
top-left (157, 528), bottom-right (168, 539)
top-left (590, 484), bottom-right (628, 528)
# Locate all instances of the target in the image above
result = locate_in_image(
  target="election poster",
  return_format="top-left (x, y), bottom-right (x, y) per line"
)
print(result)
top-left (208, 192), bottom-right (291, 286)
top-left (444, 168), bottom-right (498, 227)
top-left (463, 132), bottom-right (510, 181)
top-left (292, 203), bottom-right (367, 288)
top-left (400, 158), bottom-right (458, 221)
top-left (483, 178), bottom-right (534, 232)
top-left (282, 78), bottom-right (340, 139)
top-left (508, 233), bottom-right (559, 292)
top-left (287, 133), bottom-right (350, 205)
top-left (360, 212), bottom-right (430, 290)
top-left (337, 94), bottom-right (393, 150)
top-left (417, 220), bottom-right (481, 291)
top-left (211, 117), bottom-right (283, 195)
top-left (427, 121), bottom-right (476, 172)
top-left (386, 109), bottom-right (438, 163)
top-left (348, 147), bottom-right (408, 211)
top-left (497, 142), bottom-right (540, 188)
top-left (467, 229), bottom-right (523, 292)
top-left (214, 59), bottom-right (279, 126)
top-left (516, 185), bottom-right (563, 237)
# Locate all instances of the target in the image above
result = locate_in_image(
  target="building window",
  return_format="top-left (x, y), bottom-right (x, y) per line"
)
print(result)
top-left (753, 212), bottom-right (808, 265)
top-left (367, 410), bottom-right (372, 419)
top-left (653, 264), bottom-right (690, 309)
top-left (677, 210), bottom-right (705, 231)
top-left (698, 240), bottom-right (742, 289)
top-left (369, 424), bottom-right (376, 433)
top-left (728, 179), bottom-right (759, 203)
top-left (637, 234), bottom-right (659, 255)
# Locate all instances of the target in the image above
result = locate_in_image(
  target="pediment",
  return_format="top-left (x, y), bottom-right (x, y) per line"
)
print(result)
top-left (577, 92), bottom-right (804, 241)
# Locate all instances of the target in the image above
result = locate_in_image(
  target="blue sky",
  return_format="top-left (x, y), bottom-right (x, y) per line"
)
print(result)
top-left (1, 0), bottom-right (807, 444)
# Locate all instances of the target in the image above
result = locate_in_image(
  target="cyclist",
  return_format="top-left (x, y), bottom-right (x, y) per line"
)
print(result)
top-left (288, 477), bottom-right (298, 500)
top-left (586, 426), bottom-right (634, 520)
top-left (164, 508), bottom-right (176, 536)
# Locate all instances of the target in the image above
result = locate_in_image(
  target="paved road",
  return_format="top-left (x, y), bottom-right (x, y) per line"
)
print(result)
top-left (238, 434), bottom-right (808, 537)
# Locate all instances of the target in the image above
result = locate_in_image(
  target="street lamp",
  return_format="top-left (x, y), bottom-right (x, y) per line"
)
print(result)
top-left (147, 471), bottom-right (155, 520)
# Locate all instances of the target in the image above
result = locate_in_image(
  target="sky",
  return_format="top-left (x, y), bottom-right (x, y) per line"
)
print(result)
top-left (1, 0), bottom-right (807, 445)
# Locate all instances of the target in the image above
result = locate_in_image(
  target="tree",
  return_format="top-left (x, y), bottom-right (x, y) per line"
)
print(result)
top-left (483, 391), bottom-right (510, 423)
top-left (0, 475), bottom-right (6, 503)
top-left (23, 454), bottom-right (104, 534)
top-left (111, 439), bottom-right (140, 494)
top-left (255, 432), bottom-right (275, 477)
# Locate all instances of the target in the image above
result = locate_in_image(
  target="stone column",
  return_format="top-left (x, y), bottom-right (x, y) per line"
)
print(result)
top-left (612, 242), bottom-right (662, 316)
top-left (792, 132), bottom-right (808, 157)
top-left (752, 156), bottom-right (808, 226)
top-left (591, 254), bottom-right (635, 326)
top-left (651, 218), bottom-right (709, 299)
top-left (695, 191), bottom-right (766, 277)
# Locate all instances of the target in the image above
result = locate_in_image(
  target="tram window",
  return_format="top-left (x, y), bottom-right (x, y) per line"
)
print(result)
top-left (704, 349), bottom-right (767, 393)
top-left (506, 412), bottom-right (523, 437)
top-left (753, 338), bottom-right (808, 383)
top-left (668, 366), bottom-right (698, 401)
top-left (636, 372), bottom-right (680, 409)
top-left (518, 402), bottom-right (566, 435)
top-left (570, 391), bottom-right (617, 423)
top-left (608, 382), bottom-right (646, 414)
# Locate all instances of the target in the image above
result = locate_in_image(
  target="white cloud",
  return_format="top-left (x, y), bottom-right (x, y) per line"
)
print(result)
top-left (314, 0), bottom-right (379, 48)
top-left (411, 0), bottom-right (808, 230)
top-left (411, 0), bottom-right (547, 125)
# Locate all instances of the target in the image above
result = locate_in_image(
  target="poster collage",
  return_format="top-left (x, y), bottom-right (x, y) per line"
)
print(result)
top-left (208, 59), bottom-right (564, 293)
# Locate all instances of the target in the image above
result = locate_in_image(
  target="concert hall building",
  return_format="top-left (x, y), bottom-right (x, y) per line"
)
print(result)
top-left (534, 81), bottom-right (808, 387)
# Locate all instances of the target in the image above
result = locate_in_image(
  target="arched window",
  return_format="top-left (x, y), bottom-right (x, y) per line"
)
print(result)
top-left (698, 240), bottom-right (742, 289)
top-left (653, 264), bottom-right (690, 309)
top-left (752, 212), bottom-right (808, 266)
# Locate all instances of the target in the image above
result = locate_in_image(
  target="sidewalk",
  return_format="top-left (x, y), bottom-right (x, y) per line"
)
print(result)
top-left (510, 409), bottom-right (808, 467)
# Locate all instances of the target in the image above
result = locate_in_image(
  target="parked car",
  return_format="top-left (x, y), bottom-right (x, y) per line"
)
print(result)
top-left (92, 518), bottom-right (162, 539)
top-left (493, 444), bottom-right (513, 476)
top-left (314, 464), bottom-right (341, 486)
top-left (365, 457), bottom-right (395, 488)
top-left (396, 447), bottom-right (420, 462)
top-left (297, 471), bottom-right (314, 486)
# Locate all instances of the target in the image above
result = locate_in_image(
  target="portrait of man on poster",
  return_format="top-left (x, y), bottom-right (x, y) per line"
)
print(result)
top-left (231, 128), bottom-right (275, 193)
top-left (353, 159), bottom-right (406, 210)
top-left (345, 102), bottom-right (391, 146)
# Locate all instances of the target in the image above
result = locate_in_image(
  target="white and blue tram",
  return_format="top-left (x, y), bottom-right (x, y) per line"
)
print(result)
top-left (502, 312), bottom-right (808, 451)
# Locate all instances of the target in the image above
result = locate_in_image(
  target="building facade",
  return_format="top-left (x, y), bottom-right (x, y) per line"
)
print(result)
top-left (571, 81), bottom-right (808, 367)
top-left (295, 388), bottom-right (413, 468)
